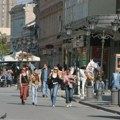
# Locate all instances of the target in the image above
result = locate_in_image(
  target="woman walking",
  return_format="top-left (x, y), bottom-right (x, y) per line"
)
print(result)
top-left (64, 69), bottom-right (75, 107)
top-left (19, 67), bottom-right (29, 105)
top-left (48, 67), bottom-right (60, 107)
top-left (30, 68), bottom-right (40, 105)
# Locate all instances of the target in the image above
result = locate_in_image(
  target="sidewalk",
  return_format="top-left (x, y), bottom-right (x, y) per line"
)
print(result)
top-left (58, 89), bottom-right (120, 114)
top-left (72, 90), bottom-right (120, 115)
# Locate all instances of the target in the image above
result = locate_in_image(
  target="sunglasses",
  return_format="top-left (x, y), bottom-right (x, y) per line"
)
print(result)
top-left (54, 69), bottom-right (58, 71)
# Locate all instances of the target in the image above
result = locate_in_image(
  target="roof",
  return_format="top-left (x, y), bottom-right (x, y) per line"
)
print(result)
top-left (23, 20), bottom-right (35, 28)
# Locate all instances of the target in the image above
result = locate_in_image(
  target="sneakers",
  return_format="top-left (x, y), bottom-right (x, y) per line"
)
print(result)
top-left (66, 103), bottom-right (72, 107)
top-left (69, 103), bottom-right (72, 107)
top-left (66, 104), bottom-right (69, 107)
top-left (52, 105), bottom-right (55, 107)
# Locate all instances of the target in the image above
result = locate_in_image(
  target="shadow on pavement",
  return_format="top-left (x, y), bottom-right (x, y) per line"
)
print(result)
top-left (88, 115), bottom-right (120, 119)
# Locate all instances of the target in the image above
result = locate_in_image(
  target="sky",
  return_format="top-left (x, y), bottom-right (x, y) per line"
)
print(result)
top-left (17, 0), bottom-right (32, 4)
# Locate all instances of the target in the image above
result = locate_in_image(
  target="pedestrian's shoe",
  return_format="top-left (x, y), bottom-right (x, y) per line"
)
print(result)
top-left (21, 99), bottom-right (25, 105)
top-left (32, 102), bottom-right (35, 105)
top-left (69, 103), bottom-right (72, 107)
top-left (66, 104), bottom-right (69, 107)
top-left (52, 105), bottom-right (55, 107)
top-left (42, 95), bottom-right (45, 98)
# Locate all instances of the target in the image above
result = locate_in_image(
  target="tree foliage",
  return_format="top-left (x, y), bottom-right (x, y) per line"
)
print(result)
top-left (0, 33), bottom-right (11, 57)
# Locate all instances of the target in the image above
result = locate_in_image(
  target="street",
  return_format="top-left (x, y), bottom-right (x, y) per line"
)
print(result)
top-left (0, 86), bottom-right (120, 120)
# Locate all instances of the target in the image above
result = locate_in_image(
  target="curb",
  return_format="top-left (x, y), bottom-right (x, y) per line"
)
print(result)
top-left (61, 95), bottom-right (120, 115)
top-left (75, 99), bottom-right (120, 115)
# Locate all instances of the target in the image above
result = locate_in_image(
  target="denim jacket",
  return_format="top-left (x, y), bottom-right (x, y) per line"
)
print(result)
top-left (111, 72), bottom-right (120, 89)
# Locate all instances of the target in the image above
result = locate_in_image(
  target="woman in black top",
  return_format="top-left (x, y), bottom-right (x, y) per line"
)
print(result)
top-left (48, 66), bottom-right (60, 107)
top-left (19, 67), bottom-right (29, 105)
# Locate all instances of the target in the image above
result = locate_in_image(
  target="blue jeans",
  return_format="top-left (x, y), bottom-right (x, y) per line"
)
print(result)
top-left (94, 81), bottom-right (105, 92)
top-left (50, 83), bottom-right (59, 106)
top-left (42, 81), bottom-right (48, 96)
top-left (32, 85), bottom-right (38, 104)
top-left (65, 86), bottom-right (73, 103)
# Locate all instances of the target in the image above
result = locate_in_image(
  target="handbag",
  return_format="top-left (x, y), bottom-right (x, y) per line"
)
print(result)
top-left (47, 78), bottom-right (53, 89)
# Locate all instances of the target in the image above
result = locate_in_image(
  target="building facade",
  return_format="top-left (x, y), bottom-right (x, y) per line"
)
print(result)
top-left (10, 3), bottom-right (37, 55)
top-left (0, 0), bottom-right (17, 28)
top-left (63, 0), bottom-right (117, 80)
top-left (0, 0), bottom-right (17, 44)
top-left (34, 0), bottom-right (64, 67)
top-left (33, 0), bottom-right (120, 82)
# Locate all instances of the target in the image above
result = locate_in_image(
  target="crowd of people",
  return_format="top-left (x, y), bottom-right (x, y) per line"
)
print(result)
top-left (0, 67), bottom-right (13, 87)
top-left (0, 62), bottom-right (107, 107)
top-left (18, 63), bottom-right (76, 107)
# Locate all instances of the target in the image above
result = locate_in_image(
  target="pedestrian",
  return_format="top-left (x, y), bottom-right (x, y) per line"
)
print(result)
top-left (58, 67), bottom-right (66, 90)
top-left (41, 64), bottom-right (48, 97)
top-left (64, 69), bottom-right (75, 107)
top-left (30, 68), bottom-right (40, 105)
top-left (110, 69), bottom-right (120, 89)
top-left (94, 70), bottom-right (105, 94)
top-left (6, 69), bottom-right (13, 87)
top-left (47, 66), bottom-right (60, 107)
top-left (19, 67), bottom-right (29, 105)
top-left (1, 68), bottom-right (8, 87)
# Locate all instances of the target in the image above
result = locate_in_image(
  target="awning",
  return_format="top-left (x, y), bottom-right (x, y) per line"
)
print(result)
top-left (2, 51), bottom-right (40, 62)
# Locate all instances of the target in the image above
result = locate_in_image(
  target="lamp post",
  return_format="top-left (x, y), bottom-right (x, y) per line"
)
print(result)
top-left (87, 12), bottom-right (120, 101)
top-left (85, 17), bottom-right (98, 64)
top-left (65, 24), bottom-right (72, 40)
top-left (63, 24), bottom-right (73, 67)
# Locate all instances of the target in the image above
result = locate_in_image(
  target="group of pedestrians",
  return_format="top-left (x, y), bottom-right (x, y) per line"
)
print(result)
top-left (19, 66), bottom-right (40, 105)
top-left (0, 67), bottom-right (13, 87)
top-left (19, 64), bottom-right (76, 108)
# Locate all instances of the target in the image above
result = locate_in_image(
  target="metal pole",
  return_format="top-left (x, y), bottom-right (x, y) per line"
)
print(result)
top-left (97, 30), bottom-right (105, 101)
top-left (86, 29), bottom-right (91, 64)
top-left (100, 30), bottom-right (105, 81)
top-left (86, 34), bottom-right (90, 64)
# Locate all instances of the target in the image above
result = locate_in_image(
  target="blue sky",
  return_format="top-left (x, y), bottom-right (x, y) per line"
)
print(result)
top-left (17, 0), bottom-right (32, 4)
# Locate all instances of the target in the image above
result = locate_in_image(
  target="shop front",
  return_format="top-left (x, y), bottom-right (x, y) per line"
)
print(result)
top-left (90, 36), bottom-right (110, 80)
top-left (62, 35), bottom-right (87, 68)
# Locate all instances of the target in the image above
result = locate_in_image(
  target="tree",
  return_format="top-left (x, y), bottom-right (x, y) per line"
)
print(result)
top-left (0, 33), bottom-right (11, 57)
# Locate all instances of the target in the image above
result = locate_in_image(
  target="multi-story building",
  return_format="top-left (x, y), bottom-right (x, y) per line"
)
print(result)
top-left (0, 0), bottom-right (17, 43)
top-left (10, 2), bottom-right (37, 54)
top-left (0, 0), bottom-right (17, 28)
top-left (63, 0), bottom-right (118, 81)
top-left (34, 0), bottom-right (64, 67)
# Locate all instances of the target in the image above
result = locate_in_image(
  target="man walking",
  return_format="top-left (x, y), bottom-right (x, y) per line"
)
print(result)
top-left (41, 64), bottom-right (48, 97)
top-left (111, 70), bottom-right (120, 89)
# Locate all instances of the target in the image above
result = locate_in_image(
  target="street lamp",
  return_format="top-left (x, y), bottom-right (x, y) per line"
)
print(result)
top-left (87, 13), bottom-right (120, 101)
top-left (85, 17), bottom-right (98, 64)
top-left (111, 9), bottom-right (120, 32)
top-left (65, 24), bottom-right (72, 39)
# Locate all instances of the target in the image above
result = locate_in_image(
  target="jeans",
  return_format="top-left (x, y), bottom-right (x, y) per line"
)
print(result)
top-left (32, 85), bottom-right (38, 104)
top-left (50, 83), bottom-right (59, 106)
top-left (65, 86), bottom-right (73, 103)
top-left (94, 80), bottom-right (105, 92)
top-left (42, 80), bottom-right (48, 96)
